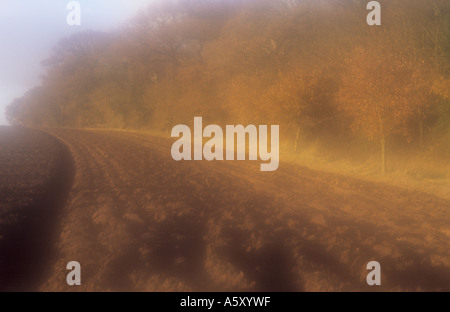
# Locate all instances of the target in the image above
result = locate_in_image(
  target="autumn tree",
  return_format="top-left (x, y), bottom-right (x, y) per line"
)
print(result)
top-left (41, 31), bottom-right (109, 127)
top-left (338, 33), bottom-right (435, 174)
top-left (4, 0), bottom-right (448, 167)
top-left (5, 98), bottom-right (26, 126)
top-left (5, 87), bottom-right (58, 127)
top-left (265, 68), bottom-right (326, 152)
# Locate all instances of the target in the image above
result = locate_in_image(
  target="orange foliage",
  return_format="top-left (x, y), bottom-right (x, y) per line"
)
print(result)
top-left (338, 37), bottom-right (433, 141)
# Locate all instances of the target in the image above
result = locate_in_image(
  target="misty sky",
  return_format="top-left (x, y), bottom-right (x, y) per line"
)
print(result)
top-left (0, 0), bottom-right (154, 125)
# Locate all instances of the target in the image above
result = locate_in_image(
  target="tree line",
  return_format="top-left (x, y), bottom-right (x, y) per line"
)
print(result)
top-left (6, 0), bottom-right (450, 173)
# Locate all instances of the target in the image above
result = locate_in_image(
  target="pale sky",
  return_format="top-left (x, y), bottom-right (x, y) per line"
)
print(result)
top-left (0, 0), bottom-right (154, 125)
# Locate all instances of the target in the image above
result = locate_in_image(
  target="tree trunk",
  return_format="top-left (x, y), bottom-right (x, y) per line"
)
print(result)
top-left (380, 136), bottom-right (386, 175)
top-left (59, 105), bottom-right (65, 127)
top-left (419, 120), bottom-right (423, 148)
top-left (294, 125), bottom-right (301, 153)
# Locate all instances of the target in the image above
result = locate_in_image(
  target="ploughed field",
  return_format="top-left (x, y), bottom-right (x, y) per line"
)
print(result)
top-left (1, 127), bottom-right (449, 291)
top-left (0, 126), bottom-right (73, 291)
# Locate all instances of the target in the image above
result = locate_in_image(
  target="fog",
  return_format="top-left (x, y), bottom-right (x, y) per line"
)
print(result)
top-left (1, 0), bottom-right (449, 292)
top-left (3, 0), bottom-right (449, 180)
top-left (0, 0), bottom-right (153, 125)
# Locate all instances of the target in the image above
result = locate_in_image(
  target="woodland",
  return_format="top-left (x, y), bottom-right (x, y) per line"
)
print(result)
top-left (6, 0), bottom-right (450, 174)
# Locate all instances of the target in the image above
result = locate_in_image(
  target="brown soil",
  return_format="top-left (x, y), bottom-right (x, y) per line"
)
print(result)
top-left (1, 127), bottom-right (449, 291)
top-left (0, 126), bottom-right (74, 291)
